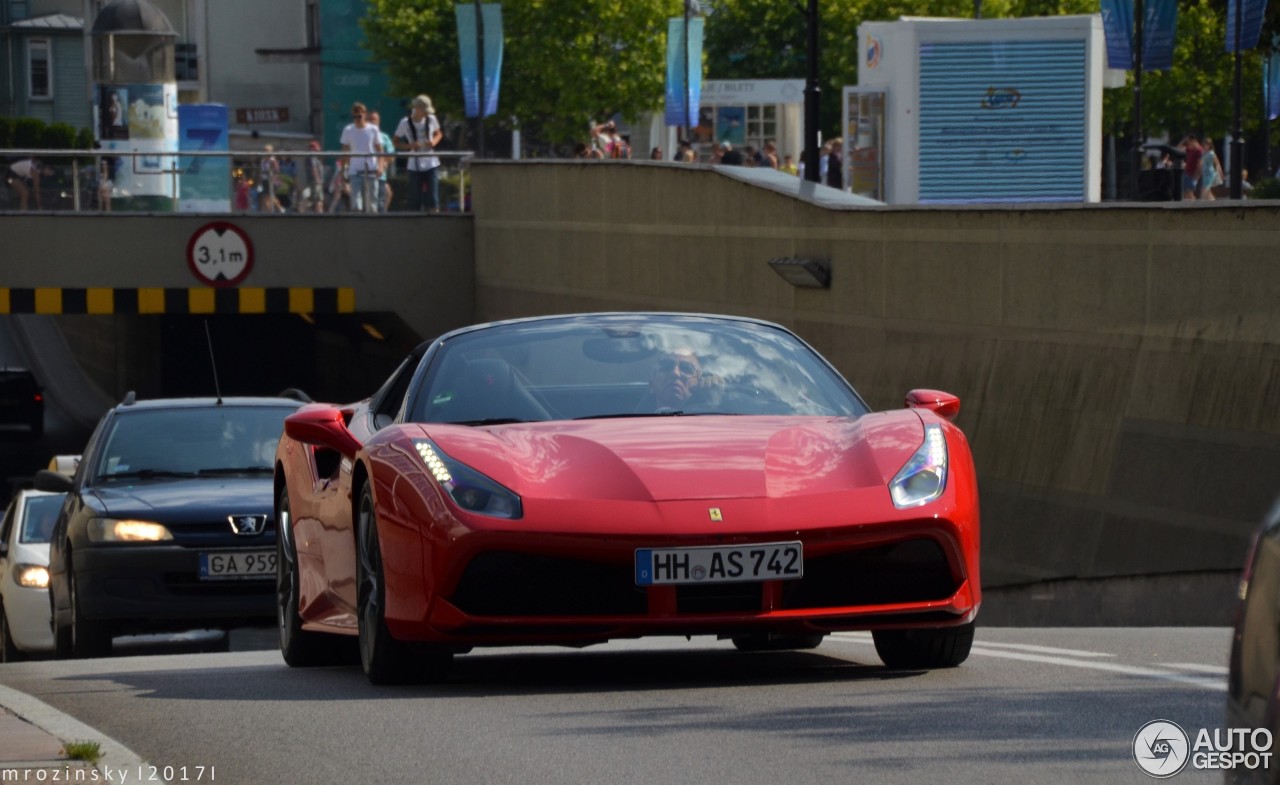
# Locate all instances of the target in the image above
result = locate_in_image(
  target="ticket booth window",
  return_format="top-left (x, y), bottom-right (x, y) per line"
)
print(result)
top-left (695, 104), bottom-right (779, 160)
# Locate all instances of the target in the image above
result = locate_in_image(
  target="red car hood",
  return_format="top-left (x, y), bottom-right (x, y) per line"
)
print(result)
top-left (414, 413), bottom-right (925, 502)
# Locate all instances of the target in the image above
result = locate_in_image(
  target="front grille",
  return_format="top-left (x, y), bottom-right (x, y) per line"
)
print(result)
top-left (451, 552), bottom-right (647, 617)
top-left (169, 521), bottom-right (275, 548)
top-left (450, 539), bottom-right (957, 619)
top-left (781, 539), bottom-right (957, 610)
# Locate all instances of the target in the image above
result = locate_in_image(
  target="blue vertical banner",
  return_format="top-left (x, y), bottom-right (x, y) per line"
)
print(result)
top-left (664, 17), bottom-right (704, 128)
top-left (1225, 0), bottom-right (1268, 52)
top-left (1142, 0), bottom-right (1177, 71)
top-left (455, 4), bottom-right (503, 118)
top-left (1100, 0), bottom-right (1177, 71)
top-left (1267, 52), bottom-right (1280, 120)
top-left (177, 104), bottom-right (231, 212)
top-left (1100, 0), bottom-right (1134, 69)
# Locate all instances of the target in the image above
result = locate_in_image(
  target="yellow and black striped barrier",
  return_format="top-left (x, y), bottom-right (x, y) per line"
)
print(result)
top-left (0, 287), bottom-right (356, 315)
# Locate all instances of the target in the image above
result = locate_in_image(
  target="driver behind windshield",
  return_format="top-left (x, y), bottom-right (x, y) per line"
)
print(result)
top-left (649, 348), bottom-right (722, 410)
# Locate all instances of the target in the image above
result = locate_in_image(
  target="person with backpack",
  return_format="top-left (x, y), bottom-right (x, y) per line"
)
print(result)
top-left (394, 94), bottom-right (444, 212)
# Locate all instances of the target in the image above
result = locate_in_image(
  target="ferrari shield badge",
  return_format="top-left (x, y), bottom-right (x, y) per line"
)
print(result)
top-left (709, 508), bottom-right (723, 522)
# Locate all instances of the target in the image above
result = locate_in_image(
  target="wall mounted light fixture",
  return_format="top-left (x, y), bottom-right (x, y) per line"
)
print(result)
top-left (768, 257), bottom-right (831, 288)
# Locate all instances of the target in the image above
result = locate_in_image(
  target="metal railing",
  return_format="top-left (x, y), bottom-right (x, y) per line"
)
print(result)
top-left (1, 148), bottom-right (474, 214)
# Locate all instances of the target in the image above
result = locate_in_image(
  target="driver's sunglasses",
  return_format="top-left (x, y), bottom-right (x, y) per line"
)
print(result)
top-left (658, 358), bottom-right (698, 375)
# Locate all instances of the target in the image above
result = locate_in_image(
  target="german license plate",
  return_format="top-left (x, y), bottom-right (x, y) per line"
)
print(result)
top-left (635, 541), bottom-right (803, 586)
top-left (199, 549), bottom-right (276, 580)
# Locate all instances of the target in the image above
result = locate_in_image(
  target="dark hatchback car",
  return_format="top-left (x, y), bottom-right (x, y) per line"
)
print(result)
top-left (1227, 493), bottom-right (1280, 783)
top-left (37, 395), bottom-right (303, 657)
top-left (0, 368), bottom-right (44, 437)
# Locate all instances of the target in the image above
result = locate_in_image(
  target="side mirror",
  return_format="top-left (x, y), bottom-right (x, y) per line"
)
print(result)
top-left (284, 405), bottom-right (363, 458)
top-left (34, 469), bottom-right (74, 493)
top-left (905, 389), bottom-right (960, 422)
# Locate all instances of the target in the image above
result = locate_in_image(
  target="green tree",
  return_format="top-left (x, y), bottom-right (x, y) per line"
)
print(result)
top-left (364, 0), bottom-right (681, 149)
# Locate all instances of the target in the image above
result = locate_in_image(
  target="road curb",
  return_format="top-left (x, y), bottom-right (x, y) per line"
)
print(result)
top-left (0, 681), bottom-right (159, 781)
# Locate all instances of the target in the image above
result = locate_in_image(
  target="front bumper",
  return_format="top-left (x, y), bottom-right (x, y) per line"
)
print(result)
top-left (3, 584), bottom-right (54, 654)
top-left (387, 523), bottom-right (980, 646)
top-left (72, 545), bottom-right (275, 634)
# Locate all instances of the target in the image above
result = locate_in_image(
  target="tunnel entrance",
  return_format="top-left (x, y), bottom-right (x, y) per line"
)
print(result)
top-left (0, 312), bottom-right (424, 503)
top-left (66, 312), bottom-right (422, 404)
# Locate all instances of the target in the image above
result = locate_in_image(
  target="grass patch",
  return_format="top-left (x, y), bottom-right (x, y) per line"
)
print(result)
top-left (61, 740), bottom-right (102, 767)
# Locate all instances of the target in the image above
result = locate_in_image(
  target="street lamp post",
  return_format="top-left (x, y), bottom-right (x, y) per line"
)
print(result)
top-left (1130, 0), bottom-right (1144, 200)
top-left (803, 0), bottom-right (820, 183)
top-left (1231, 0), bottom-right (1244, 199)
top-left (474, 0), bottom-right (485, 158)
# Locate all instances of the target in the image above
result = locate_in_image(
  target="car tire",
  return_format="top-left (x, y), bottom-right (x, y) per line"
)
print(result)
top-left (51, 570), bottom-right (72, 659)
top-left (730, 633), bottom-right (826, 652)
top-left (356, 482), bottom-right (452, 685)
top-left (0, 603), bottom-right (26, 663)
top-left (277, 486), bottom-right (356, 667)
top-left (67, 559), bottom-right (112, 659)
top-left (872, 622), bottom-right (974, 669)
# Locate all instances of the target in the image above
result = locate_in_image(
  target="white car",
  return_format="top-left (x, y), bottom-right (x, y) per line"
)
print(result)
top-left (0, 489), bottom-right (66, 661)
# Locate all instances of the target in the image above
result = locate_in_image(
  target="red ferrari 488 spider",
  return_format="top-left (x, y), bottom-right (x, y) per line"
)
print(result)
top-left (274, 313), bottom-right (981, 683)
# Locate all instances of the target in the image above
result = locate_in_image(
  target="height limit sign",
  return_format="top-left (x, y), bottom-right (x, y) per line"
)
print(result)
top-left (187, 222), bottom-right (254, 287)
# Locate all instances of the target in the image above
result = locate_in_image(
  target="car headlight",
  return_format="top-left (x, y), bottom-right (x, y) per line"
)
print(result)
top-left (889, 424), bottom-right (948, 509)
top-left (14, 564), bottom-right (50, 589)
top-left (415, 440), bottom-right (523, 519)
top-left (86, 518), bottom-right (174, 543)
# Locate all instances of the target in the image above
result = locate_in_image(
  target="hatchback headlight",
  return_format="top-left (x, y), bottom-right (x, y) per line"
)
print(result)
top-left (415, 440), bottom-right (522, 519)
top-left (87, 518), bottom-right (174, 542)
top-left (889, 424), bottom-right (948, 509)
top-left (14, 564), bottom-right (50, 589)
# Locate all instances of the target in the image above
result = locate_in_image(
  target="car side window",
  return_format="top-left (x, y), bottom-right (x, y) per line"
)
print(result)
top-left (371, 356), bottom-right (418, 430)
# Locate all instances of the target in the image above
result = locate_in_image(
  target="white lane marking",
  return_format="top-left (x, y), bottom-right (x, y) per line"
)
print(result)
top-left (831, 631), bottom-right (1115, 658)
top-left (825, 634), bottom-right (1227, 692)
top-left (0, 681), bottom-right (165, 781)
top-left (1161, 663), bottom-right (1230, 675)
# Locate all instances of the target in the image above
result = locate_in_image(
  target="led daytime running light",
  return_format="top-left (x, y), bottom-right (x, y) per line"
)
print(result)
top-left (415, 442), bottom-right (452, 483)
top-left (889, 424), bottom-right (949, 509)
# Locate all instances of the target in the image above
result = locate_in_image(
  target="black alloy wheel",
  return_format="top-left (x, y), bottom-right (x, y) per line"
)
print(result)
top-left (0, 603), bottom-right (26, 663)
top-left (356, 482), bottom-right (452, 685)
top-left (872, 621), bottom-right (975, 669)
top-left (277, 485), bottom-right (355, 666)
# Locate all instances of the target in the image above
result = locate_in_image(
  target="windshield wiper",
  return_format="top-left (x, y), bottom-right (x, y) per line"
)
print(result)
top-left (197, 466), bottom-right (273, 476)
top-left (102, 469), bottom-right (199, 481)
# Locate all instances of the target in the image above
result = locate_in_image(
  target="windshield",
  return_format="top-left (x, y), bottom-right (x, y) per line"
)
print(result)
top-left (93, 406), bottom-right (293, 482)
top-left (20, 494), bottom-right (63, 544)
top-left (411, 315), bottom-right (868, 424)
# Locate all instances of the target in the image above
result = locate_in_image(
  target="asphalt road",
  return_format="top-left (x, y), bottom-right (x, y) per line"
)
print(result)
top-left (0, 628), bottom-right (1234, 785)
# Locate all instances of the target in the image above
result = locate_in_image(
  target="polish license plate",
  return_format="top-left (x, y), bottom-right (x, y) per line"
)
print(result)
top-left (199, 549), bottom-right (277, 580)
top-left (635, 541), bottom-right (803, 586)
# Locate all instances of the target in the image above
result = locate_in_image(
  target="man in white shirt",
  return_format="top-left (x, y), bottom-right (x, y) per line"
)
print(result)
top-left (394, 94), bottom-right (444, 212)
top-left (340, 102), bottom-right (382, 213)
top-left (6, 158), bottom-right (42, 210)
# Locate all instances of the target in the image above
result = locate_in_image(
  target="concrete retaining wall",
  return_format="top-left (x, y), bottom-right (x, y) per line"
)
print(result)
top-left (470, 161), bottom-right (1280, 588)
